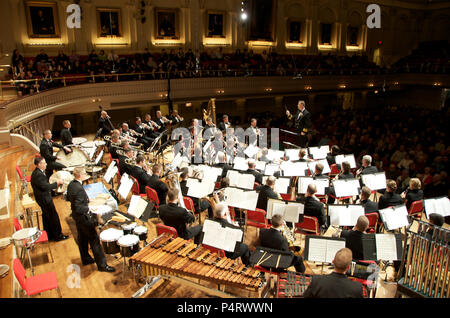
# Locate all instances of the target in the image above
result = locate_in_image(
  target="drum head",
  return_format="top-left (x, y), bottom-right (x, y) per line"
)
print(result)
top-left (100, 228), bottom-right (123, 242)
top-left (49, 170), bottom-right (74, 193)
top-left (89, 205), bottom-right (112, 215)
top-left (56, 148), bottom-right (89, 167)
top-left (95, 141), bottom-right (106, 147)
top-left (121, 222), bottom-right (137, 231)
top-left (12, 228), bottom-right (37, 240)
top-left (133, 226), bottom-right (148, 235)
top-left (118, 234), bottom-right (139, 247)
top-left (72, 137), bottom-right (87, 145)
top-left (81, 141), bottom-right (95, 148)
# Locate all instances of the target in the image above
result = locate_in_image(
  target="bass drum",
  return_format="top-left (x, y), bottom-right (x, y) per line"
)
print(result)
top-left (56, 147), bottom-right (89, 167)
top-left (49, 170), bottom-right (74, 193)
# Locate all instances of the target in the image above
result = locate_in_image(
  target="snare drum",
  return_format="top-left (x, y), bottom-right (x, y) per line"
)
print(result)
top-left (90, 205), bottom-right (113, 225)
top-left (11, 227), bottom-right (41, 248)
top-left (117, 234), bottom-right (140, 257)
top-left (72, 137), bottom-right (87, 145)
top-left (121, 222), bottom-right (137, 235)
top-left (133, 226), bottom-right (148, 241)
top-left (49, 170), bottom-right (74, 193)
top-left (99, 228), bottom-right (123, 255)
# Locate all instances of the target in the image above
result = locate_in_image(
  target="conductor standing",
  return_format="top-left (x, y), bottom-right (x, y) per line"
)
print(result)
top-left (286, 100), bottom-right (312, 148)
top-left (66, 167), bottom-right (115, 272)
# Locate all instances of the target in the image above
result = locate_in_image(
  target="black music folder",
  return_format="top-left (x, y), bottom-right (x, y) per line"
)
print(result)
top-left (362, 233), bottom-right (403, 261)
top-left (249, 246), bottom-right (294, 270)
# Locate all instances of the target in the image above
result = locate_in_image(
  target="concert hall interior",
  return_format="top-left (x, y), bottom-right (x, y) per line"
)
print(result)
top-left (0, 0), bottom-right (449, 301)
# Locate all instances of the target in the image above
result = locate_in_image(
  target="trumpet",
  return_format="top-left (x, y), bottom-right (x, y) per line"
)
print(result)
top-left (113, 143), bottom-right (147, 156)
top-left (125, 158), bottom-right (136, 165)
top-left (130, 129), bottom-right (143, 138)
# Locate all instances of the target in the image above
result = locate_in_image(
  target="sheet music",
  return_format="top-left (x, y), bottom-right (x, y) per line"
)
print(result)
top-left (127, 195), bottom-right (147, 219)
top-left (281, 161), bottom-right (308, 177)
top-left (267, 149), bottom-right (285, 161)
top-left (335, 154), bottom-right (357, 169)
top-left (197, 165), bottom-right (223, 182)
top-left (333, 179), bottom-right (360, 197)
top-left (307, 237), bottom-right (345, 263)
top-left (285, 149), bottom-right (300, 161)
top-left (201, 220), bottom-right (243, 252)
top-left (308, 159), bottom-right (331, 174)
top-left (328, 205), bottom-right (365, 226)
top-left (233, 157), bottom-right (248, 171)
top-left (262, 177), bottom-right (290, 194)
top-left (424, 197), bottom-right (450, 218)
top-left (103, 160), bottom-right (118, 183)
top-left (118, 173), bottom-right (133, 199)
top-left (171, 153), bottom-right (183, 168)
top-left (264, 164), bottom-right (280, 176)
top-left (308, 146), bottom-right (329, 159)
top-left (187, 180), bottom-right (215, 198)
top-left (375, 234), bottom-right (398, 261)
top-left (94, 150), bottom-right (104, 165)
top-left (325, 240), bottom-right (346, 263)
top-left (267, 199), bottom-right (304, 223)
top-left (379, 206), bottom-right (410, 230)
top-left (361, 173), bottom-right (387, 191)
top-left (224, 188), bottom-right (258, 211)
top-left (255, 161), bottom-right (267, 172)
top-left (226, 170), bottom-right (255, 189)
top-left (298, 177), bottom-right (329, 195)
top-left (244, 145), bottom-right (260, 158)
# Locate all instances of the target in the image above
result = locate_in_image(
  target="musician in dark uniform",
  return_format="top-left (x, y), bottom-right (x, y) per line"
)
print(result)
top-left (378, 180), bottom-right (404, 210)
top-left (60, 120), bottom-right (73, 146)
top-left (246, 159), bottom-right (263, 184)
top-left (167, 109), bottom-right (183, 126)
top-left (143, 114), bottom-right (160, 139)
top-left (149, 164), bottom-right (169, 205)
top-left (212, 203), bottom-right (250, 265)
top-left (358, 186), bottom-right (379, 214)
top-left (66, 167), bottom-right (115, 272)
top-left (39, 129), bottom-right (71, 177)
top-left (108, 133), bottom-right (121, 160)
top-left (304, 248), bottom-right (364, 298)
top-left (356, 155), bottom-right (378, 178)
top-left (340, 215), bottom-right (369, 261)
top-left (30, 157), bottom-right (68, 241)
top-left (326, 145), bottom-right (340, 166)
top-left (131, 117), bottom-right (153, 149)
top-left (402, 178), bottom-right (424, 210)
top-left (256, 176), bottom-right (281, 210)
top-left (98, 110), bottom-right (112, 138)
top-left (118, 148), bottom-right (134, 176)
top-left (259, 214), bottom-right (305, 273)
top-left (158, 188), bottom-right (202, 243)
top-left (297, 183), bottom-right (327, 228)
top-left (286, 100), bottom-right (312, 148)
top-left (130, 155), bottom-right (152, 195)
top-left (179, 169), bottom-right (213, 218)
top-left (154, 110), bottom-right (168, 133)
top-left (218, 115), bottom-right (231, 132)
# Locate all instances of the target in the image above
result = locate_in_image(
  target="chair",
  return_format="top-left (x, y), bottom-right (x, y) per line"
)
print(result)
top-left (365, 212), bottom-right (379, 233)
top-left (16, 165), bottom-right (31, 196)
top-left (14, 218), bottom-right (53, 263)
top-left (202, 244), bottom-right (226, 258)
top-left (145, 186), bottom-right (160, 209)
top-left (245, 209), bottom-right (270, 234)
top-left (329, 164), bottom-right (340, 177)
top-left (13, 259), bottom-right (61, 297)
top-left (408, 200), bottom-right (424, 219)
top-left (295, 216), bottom-right (320, 235)
top-left (108, 152), bottom-right (113, 164)
top-left (228, 206), bottom-right (236, 222)
top-left (130, 176), bottom-right (147, 198)
top-left (280, 193), bottom-right (294, 201)
top-left (348, 260), bottom-right (378, 298)
top-left (155, 223), bottom-right (178, 238)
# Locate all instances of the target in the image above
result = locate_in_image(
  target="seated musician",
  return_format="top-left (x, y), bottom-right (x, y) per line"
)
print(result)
top-left (297, 184), bottom-right (327, 228)
top-left (378, 179), bottom-right (404, 210)
top-left (130, 155), bottom-right (151, 195)
top-left (202, 117), bottom-right (216, 140)
top-left (211, 203), bottom-right (250, 265)
top-left (358, 186), bottom-right (379, 214)
top-left (149, 164), bottom-right (169, 205)
top-left (356, 155), bottom-right (378, 178)
top-left (402, 177), bottom-right (424, 210)
top-left (293, 149), bottom-right (311, 163)
top-left (336, 161), bottom-right (354, 180)
top-left (118, 148), bottom-right (134, 176)
top-left (212, 130), bottom-right (225, 154)
top-left (40, 129), bottom-right (71, 177)
top-left (121, 123), bottom-right (141, 148)
top-left (132, 117), bottom-right (154, 149)
top-left (159, 188), bottom-right (202, 244)
top-left (98, 111), bottom-right (112, 138)
top-left (326, 145), bottom-right (340, 166)
top-left (167, 109), bottom-right (183, 125)
top-left (259, 214), bottom-right (305, 273)
top-left (212, 152), bottom-right (232, 179)
top-left (154, 110), bottom-right (167, 133)
top-left (108, 133), bottom-right (121, 160)
top-left (246, 159), bottom-right (263, 185)
top-left (60, 120), bottom-right (73, 147)
top-left (340, 215), bottom-right (369, 261)
top-left (259, 148), bottom-right (270, 163)
top-left (256, 176), bottom-right (281, 211)
top-left (312, 162), bottom-right (327, 179)
top-left (143, 113), bottom-right (160, 139)
top-left (303, 248), bottom-right (364, 298)
top-left (179, 168), bottom-right (213, 218)
top-left (218, 114), bottom-right (231, 132)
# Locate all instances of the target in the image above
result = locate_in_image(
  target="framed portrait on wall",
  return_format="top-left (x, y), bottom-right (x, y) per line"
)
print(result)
top-left (206, 11), bottom-right (225, 38)
top-left (287, 19), bottom-right (302, 43)
top-left (248, 0), bottom-right (276, 41)
top-left (25, 1), bottom-right (60, 38)
top-left (155, 8), bottom-right (179, 39)
top-left (97, 8), bottom-right (122, 37)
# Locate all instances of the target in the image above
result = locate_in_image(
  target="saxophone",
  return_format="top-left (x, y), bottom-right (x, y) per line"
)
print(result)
top-left (281, 223), bottom-right (301, 254)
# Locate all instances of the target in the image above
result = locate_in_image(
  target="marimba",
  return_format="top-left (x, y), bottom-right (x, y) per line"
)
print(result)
top-left (130, 234), bottom-right (265, 293)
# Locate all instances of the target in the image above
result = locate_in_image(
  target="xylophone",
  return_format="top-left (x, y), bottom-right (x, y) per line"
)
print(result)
top-left (276, 271), bottom-right (311, 298)
top-left (130, 234), bottom-right (265, 292)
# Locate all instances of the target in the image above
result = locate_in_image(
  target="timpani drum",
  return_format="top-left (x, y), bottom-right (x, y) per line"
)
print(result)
top-left (133, 226), bottom-right (148, 242)
top-left (49, 170), bottom-right (74, 193)
top-left (89, 205), bottom-right (113, 225)
top-left (11, 227), bottom-right (41, 248)
top-left (99, 228), bottom-right (123, 255)
top-left (81, 141), bottom-right (95, 148)
top-left (121, 222), bottom-right (137, 235)
top-left (117, 234), bottom-right (140, 257)
top-left (56, 147), bottom-right (89, 167)
top-left (72, 137), bottom-right (87, 145)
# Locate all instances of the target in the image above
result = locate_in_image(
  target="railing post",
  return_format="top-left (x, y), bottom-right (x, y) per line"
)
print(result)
top-left (92, 75), bottom-right (95, 83)
top-left (0, 81), bottom-right (3, 100)
top-left (63, 77), bottom-right (66, 87)
top-left (116, 74), bottom-right (119, 82)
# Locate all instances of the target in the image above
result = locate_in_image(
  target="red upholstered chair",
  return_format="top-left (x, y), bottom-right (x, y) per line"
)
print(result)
top-left (183, 196), bottom-right (195, 213)
top-left (228, 206), bottom-right (236, 222)
top-left (14, 218), bottom-right (53, 263)
top-left (329, 164), bottom-right (340, 177)
top-left (245, 209), bottom-right (270, 235)
top-left (295, 216), bottom-right (320, 235)
top-left (155, 223), bottom-right (178, 238)
top-left (108, 152), bottom-right (113, 164)
top-left (202, 244), bottom-right (226, 258)
top-left (16, 165), bottom-right (31, 195)
top-left (145, 186), bottom-right (160, 209)
top-left (280, 193), bottom-right (295, 201)
top-left (365, 212), bottom-right (379, 233)
top-left (130, 176), bottom-right (147, 198)
top-left (408, 200), bottom-right (424, 219)
top-left (13, 258), bottom-right (61, 297)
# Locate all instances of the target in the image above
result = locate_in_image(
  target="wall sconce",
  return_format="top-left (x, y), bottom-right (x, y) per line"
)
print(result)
top-left (216, 90), bottom-right (225, 94)
top-left (339, 84), bottom-right (346, 89)
top-left (91, 98), bottom-right (101, 103)
top-left (433, 82), bottom-right (442, 86)
top-left (368, 83), bottom-right (374, 87)
top-left (185, 102), bottom-right (192, 107)
top-left (264, 88), bottom-right (272, 92)
top-left (304, 85), bottom-right (312, 90)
